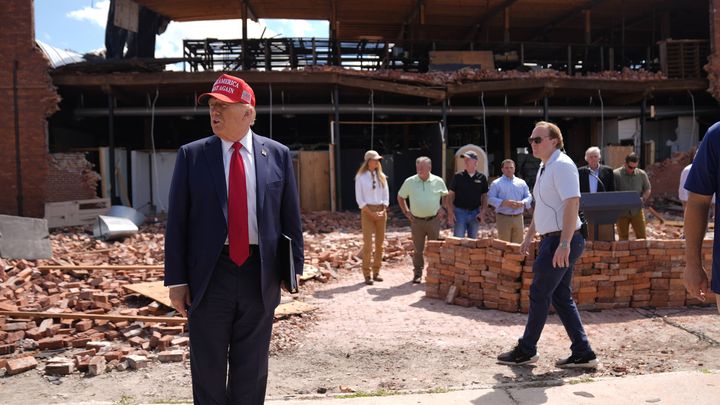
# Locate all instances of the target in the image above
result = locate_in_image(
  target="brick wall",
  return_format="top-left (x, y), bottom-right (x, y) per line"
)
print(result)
top-left (46, 154), bottom-right (100, 203)
top-left (426, 237), bottom-right (716, 313)
top-left (0, 0), bottom-right (61, 217)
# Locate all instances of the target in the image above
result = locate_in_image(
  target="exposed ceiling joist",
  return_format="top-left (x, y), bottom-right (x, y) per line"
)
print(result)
top-left (463, 0), bottom-right (521, 41)
top-left (398, 0), bottom-right (426, 39)
top-left (532, 0), bottom-right (609, 41)
top-left (243, 0), bottom-right (259, 22)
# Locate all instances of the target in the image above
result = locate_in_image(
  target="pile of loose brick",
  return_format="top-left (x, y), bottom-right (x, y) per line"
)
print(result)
top-left (426, 237), bottom-right (716, 313)
top-left (0, 227), bottom-right (187, 377)
top-left (0, 213), bottom-right (417, 378)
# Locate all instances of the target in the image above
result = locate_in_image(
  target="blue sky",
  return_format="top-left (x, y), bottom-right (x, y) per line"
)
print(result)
top-left (35, 0), bottom-right (329, 55)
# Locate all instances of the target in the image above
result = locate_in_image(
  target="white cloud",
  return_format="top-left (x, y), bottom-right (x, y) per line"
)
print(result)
top-left (156, 19), bottom-right (276, 58)
top-left (268, 19), bottom-right (328, 38)
top-left (67, 0), bottom-right (109, 28)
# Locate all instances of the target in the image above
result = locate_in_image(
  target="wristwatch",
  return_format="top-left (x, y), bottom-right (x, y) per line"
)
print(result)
top-left (559, 240), bottom-right (570, 249)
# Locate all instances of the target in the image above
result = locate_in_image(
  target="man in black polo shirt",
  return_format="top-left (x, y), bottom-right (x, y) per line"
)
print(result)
top-left (446, 151), bottom-right (489, 239)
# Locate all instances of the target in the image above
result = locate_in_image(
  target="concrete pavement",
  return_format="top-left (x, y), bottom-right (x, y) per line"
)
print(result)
top-left (264, 370), bottom-right (720, 405)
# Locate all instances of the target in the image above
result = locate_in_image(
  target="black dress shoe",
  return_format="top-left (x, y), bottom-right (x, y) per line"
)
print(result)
top-left (373, 275), bottom-right (384, 282)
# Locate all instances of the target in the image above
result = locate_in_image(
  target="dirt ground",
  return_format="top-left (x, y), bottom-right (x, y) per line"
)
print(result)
top-left (2, 230), bottom-right (720, 404)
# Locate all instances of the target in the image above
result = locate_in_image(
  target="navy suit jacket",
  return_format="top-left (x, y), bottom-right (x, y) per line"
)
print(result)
top-left (164, 133), bottom-right (304, 311)
top-left (578, 164), bottom-right (615, 193)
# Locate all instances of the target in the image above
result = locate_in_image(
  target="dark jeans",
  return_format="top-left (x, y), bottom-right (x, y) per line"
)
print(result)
top-left (188, 250), bottom-right (274, 405)
top-left (518, 232), bottom-right (593, 357)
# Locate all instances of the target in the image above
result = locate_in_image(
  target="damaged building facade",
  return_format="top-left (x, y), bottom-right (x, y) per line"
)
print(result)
top-left (3, 0), bottom-right (720, 218)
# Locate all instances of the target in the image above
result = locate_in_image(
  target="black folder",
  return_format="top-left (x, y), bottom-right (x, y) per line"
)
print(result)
top-left (279, 234), bottom-right (299, 293)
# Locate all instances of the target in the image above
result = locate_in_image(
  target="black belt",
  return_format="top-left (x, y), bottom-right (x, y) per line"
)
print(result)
top-left (541, 230), bottom-right (581, 239)
top-left (412, 214), bottom-right (437, 221)
top-left (497, 212), bottom-right (522, 217)
top-left (221, 244), bottom-right (259, 256)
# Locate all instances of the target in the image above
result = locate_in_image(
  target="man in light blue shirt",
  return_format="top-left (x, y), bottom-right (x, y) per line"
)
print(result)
top-left (488, 159), bottom-right (532, 243)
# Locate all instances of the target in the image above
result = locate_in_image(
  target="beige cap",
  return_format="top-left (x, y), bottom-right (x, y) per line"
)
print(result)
top-left (364, 150), bottom-right (383, 161)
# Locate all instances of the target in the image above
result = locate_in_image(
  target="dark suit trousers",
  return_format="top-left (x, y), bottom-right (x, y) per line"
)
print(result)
top-left (189, 249), bottom-right (274, 405)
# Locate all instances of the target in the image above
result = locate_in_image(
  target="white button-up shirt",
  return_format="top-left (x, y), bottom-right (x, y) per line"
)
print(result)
top-left (533, 149), bottom-right (582, 235)
top-left (355, 170), bottom-right (389, 208)
top-left (220, 130), bottom-right (259, 245)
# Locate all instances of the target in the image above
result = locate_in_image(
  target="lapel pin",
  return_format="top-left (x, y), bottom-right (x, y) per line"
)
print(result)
top-left (261, 149), bottom-right (267, 156)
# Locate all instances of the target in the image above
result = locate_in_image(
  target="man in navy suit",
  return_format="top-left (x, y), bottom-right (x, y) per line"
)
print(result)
top-left (164, 73), bottom-right (303, 404)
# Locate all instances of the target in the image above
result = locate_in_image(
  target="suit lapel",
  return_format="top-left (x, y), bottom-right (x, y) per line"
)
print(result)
top-left (204, 136), bottom-right (228, 223)
top-left (253, 132), bottom-right (268, 223)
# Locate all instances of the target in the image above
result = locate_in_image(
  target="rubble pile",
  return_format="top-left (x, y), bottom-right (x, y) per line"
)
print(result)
top-left (646, 150), bottom-right (694, 201)
top-left (0, 214), bottom-right (421, 378)
top-left (0, 227), bottom-right (179, 378)
top-left (302, 65), bottom-right (667, 86)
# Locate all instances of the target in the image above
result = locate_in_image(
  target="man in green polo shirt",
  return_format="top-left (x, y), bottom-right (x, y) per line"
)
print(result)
top-left (613, 152), bottom-right (651, 240)
top-left (397, 156), bottom-right (449, 283)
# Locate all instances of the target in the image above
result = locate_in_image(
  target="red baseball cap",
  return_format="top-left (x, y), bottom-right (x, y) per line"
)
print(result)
top-left (198, 74), bottom-right (255, 107)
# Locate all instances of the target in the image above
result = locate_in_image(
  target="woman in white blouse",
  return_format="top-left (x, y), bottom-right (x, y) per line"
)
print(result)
top-left (355, 150), bottom-right (390, 285)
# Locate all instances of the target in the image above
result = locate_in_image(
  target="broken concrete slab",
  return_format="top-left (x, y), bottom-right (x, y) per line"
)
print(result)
top-left (0, 215), bottom-right (52, 260)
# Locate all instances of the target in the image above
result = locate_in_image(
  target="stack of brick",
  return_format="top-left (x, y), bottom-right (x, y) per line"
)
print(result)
top-left (426, 238), bottom-right (716, 313)
top-left (0, 316), bottom-right (187, 376)
top-left (486, 240), bottom-right (523, 313)
top-left (427, 237), bottom-right (525, 311)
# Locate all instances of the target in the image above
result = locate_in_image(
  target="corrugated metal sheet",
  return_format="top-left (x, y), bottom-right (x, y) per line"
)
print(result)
top-left (36, 40), bottom-right (85, 68)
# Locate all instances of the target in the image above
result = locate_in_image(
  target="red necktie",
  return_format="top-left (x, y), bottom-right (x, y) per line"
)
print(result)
top-left (228, 142), bottom-right (249, 266)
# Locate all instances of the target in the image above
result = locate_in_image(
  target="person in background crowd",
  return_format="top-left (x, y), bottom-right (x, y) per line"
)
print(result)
top-left (446, 151), bottom-right (488, 239)
top-left (578, 146), bottom-right (616, 241)
top-left (355, 150), bottom-right (390, 285)
top-left (487, 159), bottom-right (532, 243)
top-left (613, 153), bottom-right (651, 240)
top-left (397, 156), bottom-right (448, 284)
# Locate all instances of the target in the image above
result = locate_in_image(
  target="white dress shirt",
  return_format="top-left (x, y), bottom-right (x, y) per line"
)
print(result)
top-left (588, 166), bottom-right (600, 193)
top-left (355, 170), bottom-right (390, 208)
top-left (169, 132), bottom-right (260, 289)
top-left (221, 130), bottom-right (259, 245)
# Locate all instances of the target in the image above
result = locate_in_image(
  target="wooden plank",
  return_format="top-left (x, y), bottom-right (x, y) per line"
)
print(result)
top-left (647, 206), bottom-right (665, 224)
top-left (38, 265), bottom-right (164, 272)
top-left (0, 311), bottom-right (186, 324)
top-left (124, 281), bottom-right (173, 307)
top-left (123, 281), bottom-right (317, 318)
top-left (336, 76), bottom-right (446, 100)
top-left (274, 300), bottom-right (318, 318)
top-left (299, 151), bottom-right (331, 211)
top-left (603, 145), bottom-right (634, 170)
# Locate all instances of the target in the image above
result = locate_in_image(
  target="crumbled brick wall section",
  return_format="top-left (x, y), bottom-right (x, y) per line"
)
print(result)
top-left (0, 0), bottom-right (61, 217)
top-left (46, 154), bottom-right (100, 202)
top-left (646, 150), bottom-right (694, 200)
top-left (426, 237), bottom-right (715, 313)
top-left (706, 0), bottom-right (720, 101)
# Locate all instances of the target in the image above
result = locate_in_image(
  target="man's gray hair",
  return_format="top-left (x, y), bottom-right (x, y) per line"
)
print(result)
top-left (585, 146), bottom-right (601, 158)
top-left (416, 156), bottom-right (432, 166)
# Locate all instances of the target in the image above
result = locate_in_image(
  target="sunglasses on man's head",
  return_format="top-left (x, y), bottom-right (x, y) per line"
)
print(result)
top-left (528, 136), bottom-right (546, 145)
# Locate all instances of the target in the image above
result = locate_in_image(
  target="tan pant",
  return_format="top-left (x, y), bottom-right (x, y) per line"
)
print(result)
top-left (587, 223), bottom-right (615, 241)
top-left (410, 216), bottom-right (440, 278)
top-left (495, 213), bottom-right (524, 243)
top-left (617, 209), bottom-right (646, 240)
top-left (361, 206), bottom-right (387, 278)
